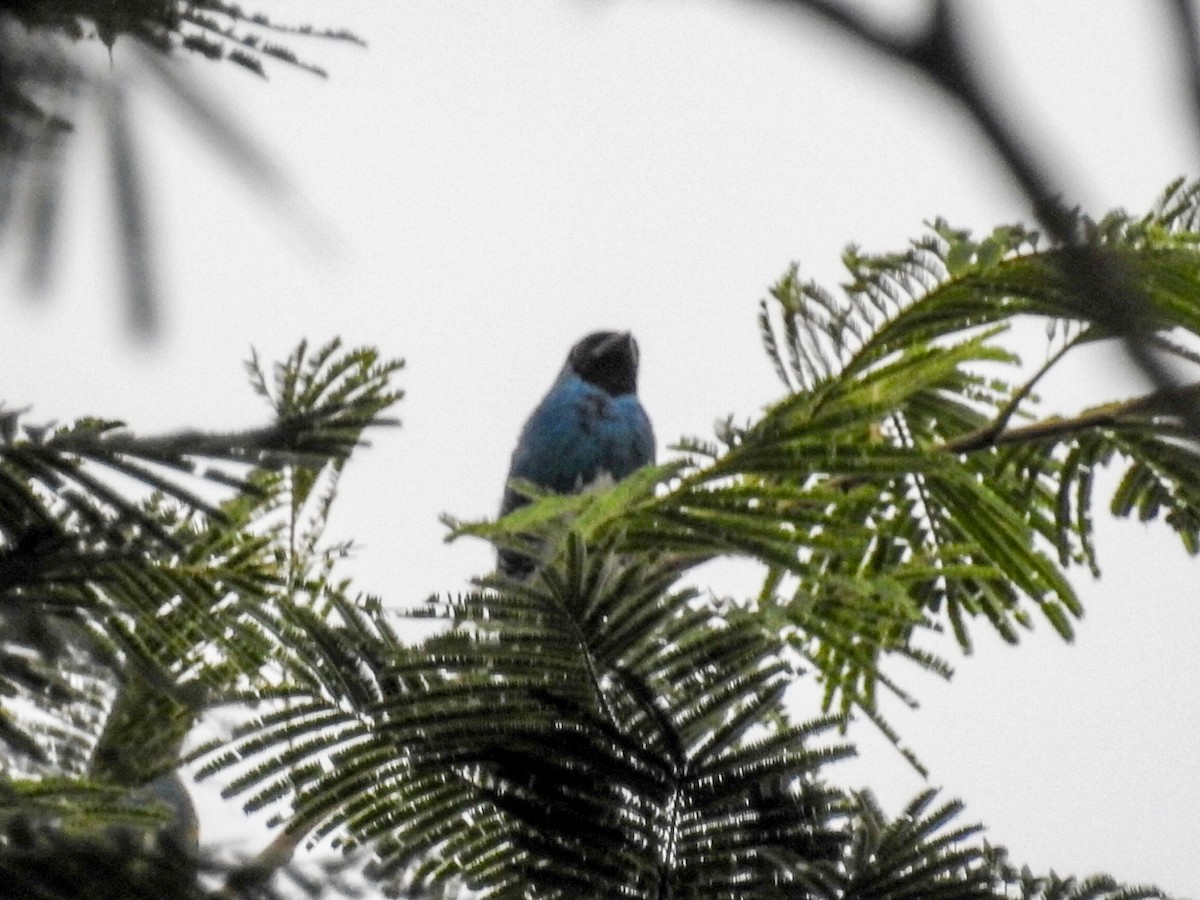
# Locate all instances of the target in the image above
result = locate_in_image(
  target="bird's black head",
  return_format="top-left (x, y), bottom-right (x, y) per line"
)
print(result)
top-left (567, 331), bottom-right (640, 396)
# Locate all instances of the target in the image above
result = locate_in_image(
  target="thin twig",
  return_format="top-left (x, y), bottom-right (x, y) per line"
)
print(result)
top-left (969, 332), bottom-right (1082, 447)
top-left (944, 380), bottom-right (1200, 454)
top-left (820, 380), bottom-right (1200, 496)
top-left (215, 820), bottom-right (315, 899)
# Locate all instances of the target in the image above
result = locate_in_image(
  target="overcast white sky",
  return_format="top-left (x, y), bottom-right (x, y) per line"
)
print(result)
top-left (2, 0), bottom-right (1198, 895)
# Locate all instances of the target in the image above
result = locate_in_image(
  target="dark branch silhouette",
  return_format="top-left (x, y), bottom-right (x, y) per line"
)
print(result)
top-left (770, 0), bottom-right (1200, 438)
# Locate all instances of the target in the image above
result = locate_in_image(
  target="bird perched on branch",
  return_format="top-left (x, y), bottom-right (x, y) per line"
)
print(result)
top-left (499, 331), bottom-right (655, 577)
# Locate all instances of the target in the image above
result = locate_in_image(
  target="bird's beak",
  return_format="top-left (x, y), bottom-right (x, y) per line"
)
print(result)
top-left (593, 331), bottom-right (632, 358)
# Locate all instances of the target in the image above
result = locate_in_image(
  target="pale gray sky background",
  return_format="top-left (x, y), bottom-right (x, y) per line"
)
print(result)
top-left (2, 1), bottom-right (1197, 896)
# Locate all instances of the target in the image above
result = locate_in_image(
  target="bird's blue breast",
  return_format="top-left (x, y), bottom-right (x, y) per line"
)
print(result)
top-left (506, 372), bottom-right (655, 502)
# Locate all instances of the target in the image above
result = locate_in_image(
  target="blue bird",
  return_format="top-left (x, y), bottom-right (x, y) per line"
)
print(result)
top-left (499, 331), bottom-right (655, 577)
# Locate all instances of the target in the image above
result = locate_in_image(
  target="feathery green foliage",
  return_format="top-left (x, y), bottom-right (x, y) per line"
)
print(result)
top-left (459, 179), bottom-right (1200, 744)
top-left (833, 789), bottom-right (996, 899)
top-left (10, 182), bottom-right (1198, 895)
top-left (994, 859), bottom-right (1171, 900)
top-left (728, 179), bottom-right (1200, 718)
top-left (196, 536), bottom-right (852, 897)
top-left (406, 183), bottom-right (1200, 896)
top-left (0, 338), bottom-right (400, 787)
top-left (4, 4), bottom-right (1189, 894)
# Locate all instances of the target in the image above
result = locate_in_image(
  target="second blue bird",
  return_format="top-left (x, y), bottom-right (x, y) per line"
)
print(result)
top-left (499, 331), bottom-right (655, 577)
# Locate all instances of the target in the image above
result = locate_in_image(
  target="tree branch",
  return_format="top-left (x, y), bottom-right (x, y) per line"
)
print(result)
top-left (771, 0), bottom-right (1200, 439)
top-left (944, 380), bottom-right (1200, 454)
top-left (215, 818), bottom-right (316, 899)
top-left (1169, 0), bottom-right (1200, 147)
top-left (967, 332), bottom-right (1082, 447)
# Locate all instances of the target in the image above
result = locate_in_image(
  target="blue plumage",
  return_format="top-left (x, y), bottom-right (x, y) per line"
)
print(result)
top-left (499, 331), bottom-right (655, 577)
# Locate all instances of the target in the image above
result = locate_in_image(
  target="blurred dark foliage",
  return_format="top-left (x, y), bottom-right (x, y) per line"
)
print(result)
top-left (778, 0), bottom-right (1200, 436)
top-left (0, 1), bottom-right (362, 337)
top-left (0, 812), bottom-right (369, 900)
top-left (0, 818), bottom-right (207, 900)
